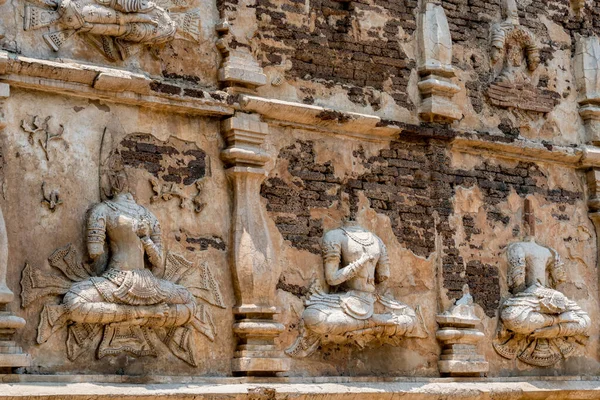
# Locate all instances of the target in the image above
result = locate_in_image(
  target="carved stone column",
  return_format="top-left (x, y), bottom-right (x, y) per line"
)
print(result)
top-left (221, 113), bottom-right (289, 375)
top-left (416, 0), bottom-right (462, 123)
top-left (215, 0), bottom-right (266, 92)
top-left (0, 84), bottom-right (29, 369)
top-left (575, 35), bottom-right (600, 145)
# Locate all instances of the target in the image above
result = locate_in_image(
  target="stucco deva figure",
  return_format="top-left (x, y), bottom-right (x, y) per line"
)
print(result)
top-left (493, 238), bottom-right (590, 367)
top-left (286, 221), bottom-right (427, 358)
top-left (21, 167), bottom-right (225, 366)
top-left (487, 0), bottom-right (558, 112)
top-left (23, 0), bottom-right (199, 60)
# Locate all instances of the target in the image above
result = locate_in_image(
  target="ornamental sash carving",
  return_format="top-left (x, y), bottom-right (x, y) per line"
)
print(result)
top-left (21, 169), bottom-right (225, 366)
top-left (23, 0), bottom-right (200, 61)
top-left (487, 0), bottom-right (558, 113)
top-left (286, 222), bottom-right (427, 358)
top-left (493, 239), bottom-right (590, 367)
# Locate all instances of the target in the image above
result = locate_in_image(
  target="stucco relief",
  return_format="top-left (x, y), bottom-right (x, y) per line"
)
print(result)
top-left (436, 288), bottom-right (488, 377)
top-left (286, 221), bottom-right (427, 358)
top-left (493, 239), bottom-right (590, 367)
top-left (487, 0), bottom-right (558, 113)
top-left (21, 115), bottom-right (66, 161)
top-left (416, 0), bottom-right (462, 123)
top-left (21, 166), bottom-right (225, 366)
top-left (23, 0), bottom-right (200, 61)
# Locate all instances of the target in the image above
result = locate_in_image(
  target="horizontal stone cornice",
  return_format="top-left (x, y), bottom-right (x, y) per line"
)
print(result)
top-left (3, 52), bottom-right (600, 169)
top-left (0, 51), bottom-right (234, 117)
top-left (239, 94), bottom-right (401, 140)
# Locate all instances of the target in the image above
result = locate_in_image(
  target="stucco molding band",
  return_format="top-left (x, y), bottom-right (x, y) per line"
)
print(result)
top-left (4, 52), bottom-right (600, 172)
top-left (0, 51), bottom-right (234, 117)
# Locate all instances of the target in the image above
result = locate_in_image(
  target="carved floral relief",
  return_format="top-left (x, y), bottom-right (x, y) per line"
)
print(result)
top-left (21, 115), bottom-right (66, 162)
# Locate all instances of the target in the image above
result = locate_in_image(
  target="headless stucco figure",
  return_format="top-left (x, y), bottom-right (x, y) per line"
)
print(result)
top-left (286, 221), bottom-right (427, 358)
top-left (65, 170), bottom-right (197, 328)
top-left (493, 205), bottom-right (590, 367)
top-left (36, 169), bottom-right (209, 360)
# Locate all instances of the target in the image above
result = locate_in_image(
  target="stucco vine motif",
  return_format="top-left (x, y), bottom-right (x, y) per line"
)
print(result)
top-left (23, 0), bottom-right (200, 61)
top-left (493, 239), bottom-right (590, 367)
top-left (286, 222), bottom-right (427, 358)
top-left (21, 170), bottom-right (225, 366)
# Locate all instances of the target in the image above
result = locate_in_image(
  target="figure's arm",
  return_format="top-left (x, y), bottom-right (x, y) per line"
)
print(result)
top-left (507, 244), bottom-right (526, 293)
top-left (324, 254), bottom-right (372, 286)
top-left (322, 240), bottom-right (372, 286)
top-left (490, 25), bottom-right (505, 64)
top-left (139, 215), bottom-right (163, 268)
top-left (524, 33), bottom-right (540, 71)
top-left (375, 239), bottom-right (390, 284)
top-left (86, 206), bottom-right (106, 261)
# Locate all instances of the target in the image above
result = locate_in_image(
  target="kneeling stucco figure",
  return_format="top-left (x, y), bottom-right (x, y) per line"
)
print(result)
top-left (286, 220), bottom-right (427, 358)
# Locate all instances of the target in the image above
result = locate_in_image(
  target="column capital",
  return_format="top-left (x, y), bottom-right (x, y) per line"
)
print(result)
top-left (221, 113), bottom-right (270, 168)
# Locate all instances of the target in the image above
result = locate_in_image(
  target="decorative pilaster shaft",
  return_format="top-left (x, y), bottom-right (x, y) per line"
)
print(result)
top-left (0, 0), bottom-right (5, 40)
top-left (586, 169), bottom-right (600, 266)
top-left (575, 35), bottom-right (600, 145)
top-left (0, 84), bottom-right (29, 369)
top-left (221, 113), bottom-right (289, 375)
top-left (416, 0), bottom-right (462, 123)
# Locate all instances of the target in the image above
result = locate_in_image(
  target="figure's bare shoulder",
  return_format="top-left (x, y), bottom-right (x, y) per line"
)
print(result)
top-left (322, 228), bottom-right (345, 245)
top-left (88, 202), bottom-right (110, 220)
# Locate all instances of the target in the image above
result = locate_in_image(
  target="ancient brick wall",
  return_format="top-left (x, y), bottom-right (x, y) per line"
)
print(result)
top-left (262, 129), bottom-right (583, 317)
top-left (255, 0), bottom-right (600, 120)
top-left (257, 0), bottom-right (417, 109)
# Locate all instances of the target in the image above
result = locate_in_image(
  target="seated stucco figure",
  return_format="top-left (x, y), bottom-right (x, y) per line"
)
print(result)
top-left (286, 220), bottom-right (427, 358)
top-left (493, 238), bottom-right (591, 367)
top-left (35, 169), bottom-right (214, 364)
top-left (24, 0), bottom-right (176, 60)
top-left (63, 171), bottom-right (198, 331)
